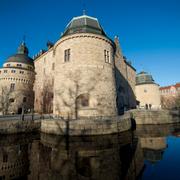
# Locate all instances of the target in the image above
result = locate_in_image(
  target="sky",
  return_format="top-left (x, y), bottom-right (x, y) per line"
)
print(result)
top-left (0, 0), bottom-right (180, 86)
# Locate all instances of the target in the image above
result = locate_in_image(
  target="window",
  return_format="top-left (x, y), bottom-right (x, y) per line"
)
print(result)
top-left (20, 71), bottom-right (24, 74)
top-left (3, 154), bottom-right (8, 162)
top-left (52, 63), bottom-right (55, 70)
top-left (64, 49), bottom-right (70, 62)
top-left (144, 89), bottom-right (147, 93)
top-left (28, 66), bottom-right (32, 70)
top-left (104, 50), bottom-right (110, 63)
top-left (23, 97), bottom-right (27, 103)
top-left (7, 64), bottom-right (10, 67)
top-left (17, 64), bottom-right (22, 67)
top-left (4, 70), bottom-right (7, 73)
top-left (11, 70), bottom-right (16, 73)
top-left (76, 94), bottom-right (89, 107)
top-left (10, 83), bottom-right (15, 91)
top-left (9, 98), bottom-right (15, 103)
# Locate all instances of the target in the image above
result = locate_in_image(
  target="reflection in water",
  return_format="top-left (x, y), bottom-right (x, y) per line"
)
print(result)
top-left (29, 132), bottom-right (144, 180)
top-left (0, 123), bottom-right (179, 180)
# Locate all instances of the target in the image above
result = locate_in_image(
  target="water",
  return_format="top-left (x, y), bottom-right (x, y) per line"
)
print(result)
top-left (0, 123), bottom-right (180, 180)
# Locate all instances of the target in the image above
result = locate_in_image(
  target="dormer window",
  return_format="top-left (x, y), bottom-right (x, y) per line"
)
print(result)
top-left (11, 70), bottom-right (16, 73)
top-left (17, 64), bottom-right (22, 67)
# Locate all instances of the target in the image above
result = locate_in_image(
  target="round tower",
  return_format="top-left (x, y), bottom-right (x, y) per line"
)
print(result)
top-left (0, 42), bottom-right (35, 114)
top-left (53, 15), bottom-right (117, 118)
top-left (135, 71), bottom-right (161, 109)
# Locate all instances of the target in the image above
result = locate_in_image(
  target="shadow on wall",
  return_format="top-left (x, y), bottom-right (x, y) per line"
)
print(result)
top-left (115, 66), bottom-right (136, 115)
top-left (54, 70), bottom-right (115, 119)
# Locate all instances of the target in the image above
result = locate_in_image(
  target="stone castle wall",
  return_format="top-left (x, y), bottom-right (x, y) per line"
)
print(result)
top-left (114, 38), bottom-right (136, 112)
top-left (34, 49), bottom-right (55, 113)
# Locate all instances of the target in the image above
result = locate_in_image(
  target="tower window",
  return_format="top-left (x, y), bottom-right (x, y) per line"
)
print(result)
top-left (9, 98), bottom-right (15, 103)
top-left (23, 97), bottom-right (27, 102)
top-left (76, 94), bottom-right (89, 107)
top-left (104, 50), bottom-right (110, 63)
top-left (52, 63), bottom-right (55, 70)
top-left (10, 83), bottom-right (15, 91)
top-left (64, 49), bottom-right (70, 62)
top-left (3, 154), bottom-right (8, 162)
top-left (17, 64), bottom-right (22, 67)
top-left (11, 70), bottom-right (16, 73)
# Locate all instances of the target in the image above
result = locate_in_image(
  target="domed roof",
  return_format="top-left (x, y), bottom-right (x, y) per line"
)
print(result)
top-left (6, 42), bottom-right (34, 66)
top-left (62, 15), bottom-right (107, 37)
top-left (136, 71), bottom-right (155, 85)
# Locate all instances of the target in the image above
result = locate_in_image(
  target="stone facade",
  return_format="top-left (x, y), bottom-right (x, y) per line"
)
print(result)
top-left (0, 43), bottom-right (35, 114)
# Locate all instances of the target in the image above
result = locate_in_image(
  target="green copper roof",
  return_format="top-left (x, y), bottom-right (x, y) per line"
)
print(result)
top-left (136, 71), bottom-right (155, 85)
top-left (62, 15), bottom-right (107, 37)
top-left (6, 42), bottom-right (34, 66)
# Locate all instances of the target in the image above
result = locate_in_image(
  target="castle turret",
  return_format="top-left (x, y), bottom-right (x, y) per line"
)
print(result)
top-left (52, 14), bottom-right (118, 118)
top-left (135, 71), bottom-right (161, 109)
top-left (0, 42), bottom-right (35, 114)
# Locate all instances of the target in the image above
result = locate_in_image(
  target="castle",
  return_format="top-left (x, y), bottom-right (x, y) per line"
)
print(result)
top-left (0, 14), bottom-right (160, 117)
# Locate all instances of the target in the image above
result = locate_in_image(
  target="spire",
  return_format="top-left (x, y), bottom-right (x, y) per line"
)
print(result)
top-left (83, 9), bottom-right (86, 15)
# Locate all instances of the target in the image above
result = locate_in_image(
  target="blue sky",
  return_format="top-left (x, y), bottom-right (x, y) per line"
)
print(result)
top-left (0, 0), bottom-right (180, 86)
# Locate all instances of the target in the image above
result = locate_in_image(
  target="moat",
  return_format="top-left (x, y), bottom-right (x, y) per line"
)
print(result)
top-left (0, 123), bottom-right (180, 180)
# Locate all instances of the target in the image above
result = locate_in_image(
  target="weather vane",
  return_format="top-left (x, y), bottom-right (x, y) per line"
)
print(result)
top-left (82, 0), bottom-right (87, 15)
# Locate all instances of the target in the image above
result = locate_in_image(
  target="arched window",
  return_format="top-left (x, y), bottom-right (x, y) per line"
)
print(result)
top-left (76, 94), bottom-right (89, 107)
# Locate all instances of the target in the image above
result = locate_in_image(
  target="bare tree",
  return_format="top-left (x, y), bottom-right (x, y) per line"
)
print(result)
top-left (55, 70), bottom-right (106, 119)
top-left (0, 86), bottom-right (11, 115)
top-left (174, 94), bottom-right (180, 110)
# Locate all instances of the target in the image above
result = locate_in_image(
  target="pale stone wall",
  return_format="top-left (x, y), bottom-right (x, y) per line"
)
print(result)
top-left (53, 33), bottom-right (117, 118)
top-left (114, 38), bottom-right (136, 112)
top-left (34, 49), bottom-right (55, 113)
top-left (0, 62), bottom-right (35, 114)
top-left (135, 83), bottom-right (161, 109)
top-left (129, 109), bottom-right (180, 124)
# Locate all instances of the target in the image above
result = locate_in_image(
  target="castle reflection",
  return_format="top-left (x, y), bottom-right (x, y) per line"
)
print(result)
top-left (0, 123), bottom-right (179, 180)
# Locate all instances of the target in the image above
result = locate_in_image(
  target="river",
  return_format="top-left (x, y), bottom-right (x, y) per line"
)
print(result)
top-left (0, 123), bottom-right (179, 180)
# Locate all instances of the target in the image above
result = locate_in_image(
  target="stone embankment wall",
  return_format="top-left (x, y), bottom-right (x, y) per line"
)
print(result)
top-left (0, 118), bottom-right (41, 134)
top-left (41, 114), bottom-right (132, 136)
top-left (129, 109), bottom-right (180, 125)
